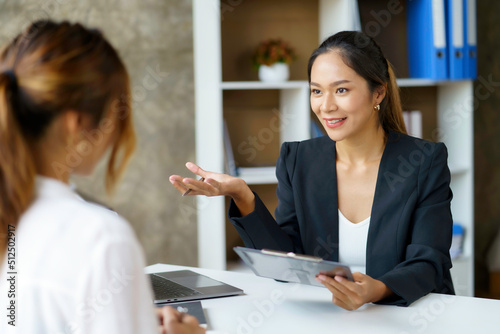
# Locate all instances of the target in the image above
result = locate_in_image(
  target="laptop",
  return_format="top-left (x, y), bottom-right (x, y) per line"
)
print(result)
top-left (148, 270), bottom-right (244, 304)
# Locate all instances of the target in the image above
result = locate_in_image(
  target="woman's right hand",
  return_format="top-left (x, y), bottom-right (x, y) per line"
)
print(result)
top-left (169, 162), bottom-right (255, 216)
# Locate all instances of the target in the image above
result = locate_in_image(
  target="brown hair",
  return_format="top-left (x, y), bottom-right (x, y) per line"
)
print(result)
top-left (0, 20), bottom-right (135, 252)
top-left (308, 31), bottom-right (407, 135)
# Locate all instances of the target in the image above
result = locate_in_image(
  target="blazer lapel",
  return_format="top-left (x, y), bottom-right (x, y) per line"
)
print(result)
top-left (302, 136), bottom-right (339, 261)
top-left (366, 131), bottom-right (403, 277)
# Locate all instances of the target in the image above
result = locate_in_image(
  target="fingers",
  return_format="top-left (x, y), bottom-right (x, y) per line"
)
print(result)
top-left (170, 162), bottom-right (233, 197)
top-left (156, 307), bottom-right (166, 333)
top-left (159, 306), bottom-right (205, 334)
top-left (352, 272), bottom-right (367, 282)
top-left (169, 174), bottom-right (217, 197)
top-left (156, 307), bottom-right (166, 325)
top-left (168, 161), bottom-right (207, 195)
top-left (319, 274), bottom-right (362, 295)
top-left (329, 275), bottom-right (355, 295)
top-left (331, 295), bottom-right (355, 311)
top-left (182, 177), bottom-right (217, 196)
top-left (201, 177), bottom-right (221, 192)
top-left (159, 306), bottom-right (200, 325)
top-left (159, 306), bottom-right (183, 323)
top-left (316, 275), bottom-right (364, 310)
top-left (316, 275), bottom-right (349, 297)
top-left (182, 178), bottom-right (205, 196)
top-left (185, 162), bottom-right (206, 178)
top-left (181, 313), bottom-right (201, 326)
top-left (169, 176), bottom-right (189, 194)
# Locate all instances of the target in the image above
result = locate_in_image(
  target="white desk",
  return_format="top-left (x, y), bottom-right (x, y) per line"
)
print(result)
top-left (146, 264), bottom-right (500, 334)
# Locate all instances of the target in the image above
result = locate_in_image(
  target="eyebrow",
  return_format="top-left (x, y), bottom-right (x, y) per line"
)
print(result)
top-left (310, 80), bottom-right (351, 87)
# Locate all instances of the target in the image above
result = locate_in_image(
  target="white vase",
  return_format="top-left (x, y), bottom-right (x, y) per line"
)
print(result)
top-left (258, 63), bottom-right (290, 82)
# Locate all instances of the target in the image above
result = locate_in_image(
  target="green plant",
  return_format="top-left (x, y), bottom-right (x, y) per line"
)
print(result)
top-left (252, 38), bottom-right (296, 69)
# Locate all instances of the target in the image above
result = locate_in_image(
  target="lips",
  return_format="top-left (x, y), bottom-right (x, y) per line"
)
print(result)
top-left (324, 117), bottom-right (347, 128)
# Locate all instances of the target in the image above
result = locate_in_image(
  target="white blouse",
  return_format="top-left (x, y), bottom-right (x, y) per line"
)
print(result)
top-left (0, 176), bottom-right (157, 334)
top-left (338, 210), bottom-right (370, 274)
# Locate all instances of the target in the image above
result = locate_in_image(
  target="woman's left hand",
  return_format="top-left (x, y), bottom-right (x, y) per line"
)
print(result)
top-left (315, 272), bottom-right (393, 310)
top-left (156, 306), bottom-right (206, 334)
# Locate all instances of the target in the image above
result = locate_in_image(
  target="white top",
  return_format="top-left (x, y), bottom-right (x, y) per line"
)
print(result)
top-left (0, 176), bottom-right (157, 334)
top-left (338, 210), bottom-right (370, 274)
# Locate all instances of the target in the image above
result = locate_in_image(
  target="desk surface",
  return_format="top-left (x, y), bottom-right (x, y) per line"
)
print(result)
top-left (146, 264), bottom-right (500, 334)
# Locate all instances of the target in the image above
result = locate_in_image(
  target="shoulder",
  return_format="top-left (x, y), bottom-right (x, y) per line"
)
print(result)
top-left (280, 135), bottom-right (335, 158)
top-left (387, 131), bottom-right (446, 150)
top-left (381, 132), bottom-right (449, 191)
top-left (385, 131), bottom-right (447, 165)
top-left (278, 136), bottom-right (334, 172)
top-left (21, 195), bottom-right (138, 258)
top-left (34, 195), bottom-right (131, 230)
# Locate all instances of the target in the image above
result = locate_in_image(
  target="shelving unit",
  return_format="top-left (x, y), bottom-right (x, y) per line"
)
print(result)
top-left (222, 81), bottom-right (310, 143)
top-left (220, 81), bottom-right (309, 90)
top-left (237, 167), bottom-right (277, 185)
top-left (193, 0), bottom-right (474, 296)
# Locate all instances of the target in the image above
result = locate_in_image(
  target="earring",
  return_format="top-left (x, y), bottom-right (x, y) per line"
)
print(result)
top-left (374, 104), bottom-right (380, 111)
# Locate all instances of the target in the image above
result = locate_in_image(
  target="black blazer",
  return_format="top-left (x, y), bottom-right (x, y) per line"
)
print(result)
top-left (229, 131), bottom-right (455, 306)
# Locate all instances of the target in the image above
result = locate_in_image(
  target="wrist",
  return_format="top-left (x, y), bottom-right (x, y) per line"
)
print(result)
top-left (371, 280), bottom-right (393, 303)
top-left (229, 178), bottom-right (252, 201)
top-left (230, 179), bottom-right (255, 216)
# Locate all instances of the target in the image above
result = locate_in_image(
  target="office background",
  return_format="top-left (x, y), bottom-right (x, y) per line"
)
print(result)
top-left (0, 0), bottom-right (198, 267)
top-left (475, 0), bottom-right (500, 298)
top-left (0, 0), bottom-right (498, 298)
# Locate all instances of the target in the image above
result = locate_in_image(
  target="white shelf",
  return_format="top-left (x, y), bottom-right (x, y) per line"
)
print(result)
top-left (396, 78), bottom-right (447, 87)
top-left (238, 167), bottom-right (278, 185)
top-left (396, 78), bottom-right (473, 87)
top-left (450, 165), bottom-right (471, 175)
top-left (195, 1), bottom-right (474, 297)
top-left (221, 80), bottom-right (309, 90)
top-left (222, 78), bottom-right (465, 89)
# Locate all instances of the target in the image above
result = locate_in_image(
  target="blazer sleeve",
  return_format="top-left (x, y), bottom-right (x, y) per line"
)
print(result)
top-left (377, 142), bottom-right (454, 306)
top-left (228, 142), bottom-right (304, 252)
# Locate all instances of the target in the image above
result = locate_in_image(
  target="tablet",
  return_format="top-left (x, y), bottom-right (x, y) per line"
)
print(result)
top-left (234, 247), bottom-right (353, 287)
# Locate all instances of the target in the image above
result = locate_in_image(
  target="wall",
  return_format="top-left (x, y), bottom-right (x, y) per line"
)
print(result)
top-left (0, 0), bottom-right (197, 266)
top-left (474, 0), bottom-right (500, 297)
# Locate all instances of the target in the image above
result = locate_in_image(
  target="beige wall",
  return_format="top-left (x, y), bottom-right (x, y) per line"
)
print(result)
top-left (0, 0), bottom-right (197, 266)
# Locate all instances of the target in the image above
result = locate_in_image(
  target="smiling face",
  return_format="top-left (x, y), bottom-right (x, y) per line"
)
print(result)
top-left (310, 51), bottom-right (386, 143)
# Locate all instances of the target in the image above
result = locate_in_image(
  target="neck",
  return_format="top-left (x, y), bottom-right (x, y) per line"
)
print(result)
top-left (335, 126), bottom-right (387, 165)
top-left (31, 139), bottom-right (70, 184)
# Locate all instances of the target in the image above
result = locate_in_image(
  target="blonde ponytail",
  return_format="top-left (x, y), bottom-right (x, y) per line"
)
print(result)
top-left (0, 71), bottom-right (36, 254)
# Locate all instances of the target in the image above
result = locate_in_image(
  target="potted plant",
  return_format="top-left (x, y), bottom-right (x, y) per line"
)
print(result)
top-left (252, 38), bottom-right (296, 82)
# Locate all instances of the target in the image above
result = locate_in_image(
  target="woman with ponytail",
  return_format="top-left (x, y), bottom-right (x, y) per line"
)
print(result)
top-left (171, 31), bottom-right (454, 309)
top-left (0, 20), bottom-right (204, 333)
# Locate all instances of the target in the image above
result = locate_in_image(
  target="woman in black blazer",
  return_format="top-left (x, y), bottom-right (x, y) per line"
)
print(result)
top-left (170, 31), bottom-right (454, 309)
